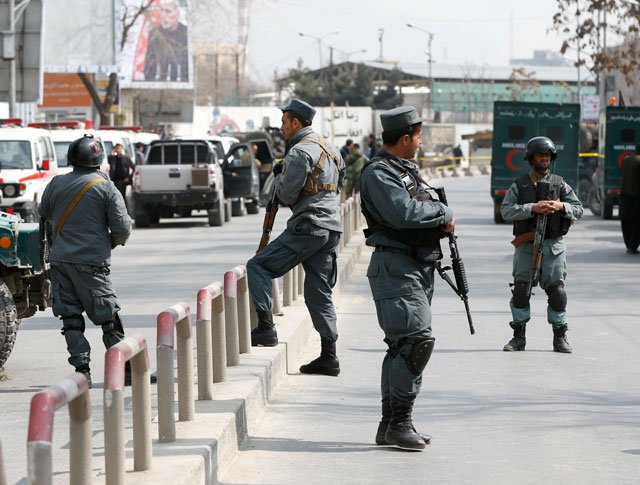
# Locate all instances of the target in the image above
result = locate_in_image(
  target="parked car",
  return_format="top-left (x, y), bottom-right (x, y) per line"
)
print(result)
top-left (47, 129), bottom-right (110, 175)
top-left (0, 125), bottom-right (59, 222)
top-left (132, 139), bottom-right (226, 227)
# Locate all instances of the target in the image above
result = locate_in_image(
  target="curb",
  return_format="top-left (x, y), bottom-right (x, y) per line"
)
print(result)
top-left (91, 233), bottom-right (367, 484)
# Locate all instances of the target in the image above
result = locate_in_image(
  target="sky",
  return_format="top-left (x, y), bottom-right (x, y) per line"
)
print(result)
top-left (245, 0), bottom-right (573, 86)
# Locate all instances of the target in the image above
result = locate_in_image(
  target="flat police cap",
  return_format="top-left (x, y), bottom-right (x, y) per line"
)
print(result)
top-left (279, 98), bottom-right (316, 123)
top-left (380, 106), bottom-right (425, 132)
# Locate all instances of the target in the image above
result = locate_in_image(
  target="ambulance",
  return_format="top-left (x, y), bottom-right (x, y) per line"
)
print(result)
top-left (0, 121), bottom-right (58, 221)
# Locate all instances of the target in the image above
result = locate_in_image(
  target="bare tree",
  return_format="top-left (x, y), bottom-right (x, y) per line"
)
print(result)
top-left (507, 67), bottom-right (542, 101)
top-left (552, 0), bottom-right (640, 87)
top-left (79, 0), bottom-right (153, 126)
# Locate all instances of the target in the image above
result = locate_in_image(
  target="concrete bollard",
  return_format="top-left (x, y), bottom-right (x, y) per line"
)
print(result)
top-left (0, 439), bottom-right (6, 485)
top-left (224, 266), bottom-right (251, 364)
top-left (292, 265), bottom-right (298, 301)
top-left (104, 334), bottom-right (153, 484)
top-left (27, 372), bottom-right (91, 485)
top-left (196, 282), bottom-right (225, 399)
top-left (157, 302), bottom-right (194, 443)
top-left (272, 278), bottom-right (283, 315)
top-left (283, 270), bottom-right (293, 306)
top-left (297, 265), bottom-right (304, 296)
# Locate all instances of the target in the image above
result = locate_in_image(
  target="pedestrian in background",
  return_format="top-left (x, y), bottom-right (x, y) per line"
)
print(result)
top-left (619, 144), bottom-right (640, 254)
top-left (247, 99), bottom-right (345, 376)
top-left (501, 136), bottom-right (583, 354)
top-left (360, 106), bottom-right (454, 451)
top-left (343, 142), bottom-right (367, 198)
top-left (108, 143), bottom-right (135, 209)
top-left (39, 135), bottom-right (133, 387)
top-left (340, 138), bottom-right (353, 160)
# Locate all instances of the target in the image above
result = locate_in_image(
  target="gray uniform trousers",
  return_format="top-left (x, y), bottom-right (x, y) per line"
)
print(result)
top-left (51, 261), bottom-right (121, 367)
top-left (367, 250), bottom-right (434, 402)
top-left (510, 239), bottom-right (567, 326)
top-left (247, 219), bottom-right (340, 342)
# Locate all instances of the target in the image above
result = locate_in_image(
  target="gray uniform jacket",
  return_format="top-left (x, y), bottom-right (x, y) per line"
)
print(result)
top-left (360, 153), bottom-right (453, 251)
top-left (39, 168), bottom-right (132, 265)
top-left (501, 173), bottom-right (583, 255)
top-left (276, 126), bottom-right (344, 233)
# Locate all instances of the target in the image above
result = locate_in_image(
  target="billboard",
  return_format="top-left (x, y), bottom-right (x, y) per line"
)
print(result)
top-left (43, 0), bottom-right (116, 73)
top-left (119, 0), bottom-right (193, 89)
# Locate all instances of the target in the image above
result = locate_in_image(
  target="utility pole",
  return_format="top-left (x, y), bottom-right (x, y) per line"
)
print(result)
top-left (407, 23), bottom-right (434, 121)
top-left (8, 0), bottom-right (16, 117)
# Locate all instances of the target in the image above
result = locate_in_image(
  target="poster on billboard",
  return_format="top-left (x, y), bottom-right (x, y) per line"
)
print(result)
top-left (119, 0), bottom-right (193, 89)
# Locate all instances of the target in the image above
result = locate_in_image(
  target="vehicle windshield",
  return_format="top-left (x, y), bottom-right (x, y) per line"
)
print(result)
top-left (0, 140), bottom-right (33, 169)
top-left (53, 141), bottom-right (72, 167)
top-left (103, 141), bottom-right (114, 155)
top-left (147, 143), bottom-right (211, 165)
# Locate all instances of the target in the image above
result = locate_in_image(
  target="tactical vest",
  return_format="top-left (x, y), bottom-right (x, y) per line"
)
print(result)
top-left (512, 173), bottom-right (571, 238)
top-left (297, 136), bottom-right (341, 200)
top-left (362, 156), bottom-right (443, 261)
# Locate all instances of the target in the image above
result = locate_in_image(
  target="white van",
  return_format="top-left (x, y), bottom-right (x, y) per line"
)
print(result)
top-left (47, 129), bottom-right (110, 175)
top-left (0, 126), bottom-right (58, 221)
top-left (95, 129), bottom-right (135, 160)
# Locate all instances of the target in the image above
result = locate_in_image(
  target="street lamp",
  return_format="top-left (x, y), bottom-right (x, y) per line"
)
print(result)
top-left (298, 30), bottom-right (340, 69)
top-left (407, 23), bottom-right (434, 121)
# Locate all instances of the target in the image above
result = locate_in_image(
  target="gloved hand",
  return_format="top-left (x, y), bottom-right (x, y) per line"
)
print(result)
top-left (272, 162), bottom-right (284, 176)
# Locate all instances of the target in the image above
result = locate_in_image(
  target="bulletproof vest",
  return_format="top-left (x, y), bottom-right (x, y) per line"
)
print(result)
top-left (297, 136), bottom-right (342, 200)
top-left (512, 173), bottom-right (571, 238)
top-left (362, 156), bottom-right (443, 261)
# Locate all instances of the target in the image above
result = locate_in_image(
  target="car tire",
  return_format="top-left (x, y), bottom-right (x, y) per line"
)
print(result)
top-left (224, 200), bottom-right (232, 222)
top-left (577, 178), bottom-right (592, 206)
top-left (0, 281), bottom-right (20, 369)
top-left (494, 200), bottom-right (505, 224)
top-left (588, 187), bottom-right (601, 216)
top-left (231, 199), bottom-right (246, 217)
top-left (601, 199), bottom-right (614, 219)
top-left (134, 209), bottom-right (150, 228)
top-left (246, 200), bottom-right (259, 214)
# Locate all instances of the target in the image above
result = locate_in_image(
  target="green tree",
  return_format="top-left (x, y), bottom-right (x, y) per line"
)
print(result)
top-left (289, 59), bottom-right (329, 106)
top-left (372, 67), bottom-right (404, 109)
top-left (552, 0), bottom-right (640, 86)
top-left (331, 63), bottom-right (374, 106)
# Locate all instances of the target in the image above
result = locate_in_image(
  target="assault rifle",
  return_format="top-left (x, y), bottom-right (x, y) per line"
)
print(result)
top-left (257, 179), bottom-right (280, 253)
top-left (526, 181), bottom-right (554, 298)
top-left (433, 186), bottom-right (475, 335)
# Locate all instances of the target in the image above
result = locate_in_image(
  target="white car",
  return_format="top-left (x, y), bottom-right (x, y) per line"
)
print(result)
top-left (0, 126), bottom-right (58, 221)
top-left (48, 129), bottom-right (110, 175)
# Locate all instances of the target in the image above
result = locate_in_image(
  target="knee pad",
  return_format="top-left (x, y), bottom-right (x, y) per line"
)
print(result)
top-left (398, 337), bottom-right (436, 376)
top-left (546, 282), bottom-right (567, 312)
top-left (61, 315), bottom-right (85, 335)
top-left (511, 281), bottom-right (530, 309)
top-left (101, 319), bottom-right (125, 349)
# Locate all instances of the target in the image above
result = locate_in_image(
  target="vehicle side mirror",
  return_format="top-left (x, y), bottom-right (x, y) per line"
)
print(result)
top-left (40, 159), bottom-right (50, 171)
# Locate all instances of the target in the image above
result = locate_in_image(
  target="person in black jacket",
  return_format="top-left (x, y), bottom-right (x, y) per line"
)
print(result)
top-left (108, 144), bottom-right (135, 209)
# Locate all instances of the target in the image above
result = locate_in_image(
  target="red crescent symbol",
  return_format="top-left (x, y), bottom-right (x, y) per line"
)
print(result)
top-left (506, 149), bottom-right (524, 171)
top-left (618, 150), bottom-right (633, 168)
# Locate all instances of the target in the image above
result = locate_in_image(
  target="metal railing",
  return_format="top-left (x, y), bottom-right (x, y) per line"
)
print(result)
top-left (27, 372), bottom-right (91, 485)
top-left (103, 334), bottom-right (153, 485)
top-left (196, 282), bottom-right (226, 399)
top-left (156, 302), bottom-right (194, 443)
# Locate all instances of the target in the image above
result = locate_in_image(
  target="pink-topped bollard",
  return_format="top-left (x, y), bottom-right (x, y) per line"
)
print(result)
top-left (103, 334), bottom-right (152, 485)
top-left (196, 283), bottom-right (226, 400)
top-left (27, 372), bottom-right (91, 485)
top-left (156, 302), bottom-right (193, 443)
top-left (224, 266), bottom-right (251, 364)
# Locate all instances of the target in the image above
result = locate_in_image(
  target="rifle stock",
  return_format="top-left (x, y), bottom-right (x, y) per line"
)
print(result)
top-left (433, 187), bottom-right (475, 335)
top-left (257, 186), bottom-right (279, 253)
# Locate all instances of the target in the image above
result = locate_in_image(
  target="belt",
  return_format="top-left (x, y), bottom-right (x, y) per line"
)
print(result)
top-left (374, 245), bottom-right (412, 255)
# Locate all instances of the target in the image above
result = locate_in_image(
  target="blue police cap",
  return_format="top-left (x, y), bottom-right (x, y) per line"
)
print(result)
top-left (380, 106), bottom-right (425, 132)
top-left (279, 98), bottom-right (316, 123)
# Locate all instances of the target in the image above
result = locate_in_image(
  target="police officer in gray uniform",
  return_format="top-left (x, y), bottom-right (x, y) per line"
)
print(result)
top-left (501, 136), bottom-right (583, 353)
top-left (360, 106), bottom-right (455, 451)
top-left (39, 135), bottom-right (132, 387)
top-left (247, 99), bottom-right (345, 376)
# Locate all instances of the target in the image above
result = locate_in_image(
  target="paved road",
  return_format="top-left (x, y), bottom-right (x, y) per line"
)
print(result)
top-left (0, 207), bottom-right (287, 484)
top-left (221, 175), bottom-right (640, 485)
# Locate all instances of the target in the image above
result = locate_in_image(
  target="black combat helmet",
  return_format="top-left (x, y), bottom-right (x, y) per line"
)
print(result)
top-left (67, 134), bottom-right (104, 168)
top-left (524, 136), bottom-right (557, 163)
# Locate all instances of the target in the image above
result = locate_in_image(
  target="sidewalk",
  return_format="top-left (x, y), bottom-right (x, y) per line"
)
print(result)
top-left (87, 232), bottom-right (365, 485)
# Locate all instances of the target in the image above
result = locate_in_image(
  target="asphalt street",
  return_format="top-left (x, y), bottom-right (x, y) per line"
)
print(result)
top-left (221, 175), bottom-right (640, 485)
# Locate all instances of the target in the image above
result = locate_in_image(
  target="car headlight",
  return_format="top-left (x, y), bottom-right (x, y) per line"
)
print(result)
top-left (3, 185), bottom-right (16, 197)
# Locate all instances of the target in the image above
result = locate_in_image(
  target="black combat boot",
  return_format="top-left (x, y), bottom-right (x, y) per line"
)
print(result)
top-left (384, 399), bottom-right (427, 451)
top-left (552, 324), bottom-right (572, 353)
top-left (75, 365), bottom-right (92, 389)
top-left (376, 398), bottom-right (431, 446)
top-left (299, 338), bottom-right (340, 376)
top-left (251, 309), bottom-right (278, 347)
top-left (503, 323), bottom-right (526, 351)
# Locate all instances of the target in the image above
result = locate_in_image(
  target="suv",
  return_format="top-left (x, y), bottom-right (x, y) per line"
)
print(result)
top-left (0, 126), bottom-right (59, 222)
top-left (132, 139), bottom-right (226, 227)
top-left (0, 212), bottom-right (52, 368)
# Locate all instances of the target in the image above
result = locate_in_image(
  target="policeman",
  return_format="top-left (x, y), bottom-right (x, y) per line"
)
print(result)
top-left (247, 99), bottom-right (345, 377)
top-left (360, 106), bottom-right (454, 451)
top-left (39, 135), bottom-right (134, 387)
top-left (501, 136), bottom-right (583, 353)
